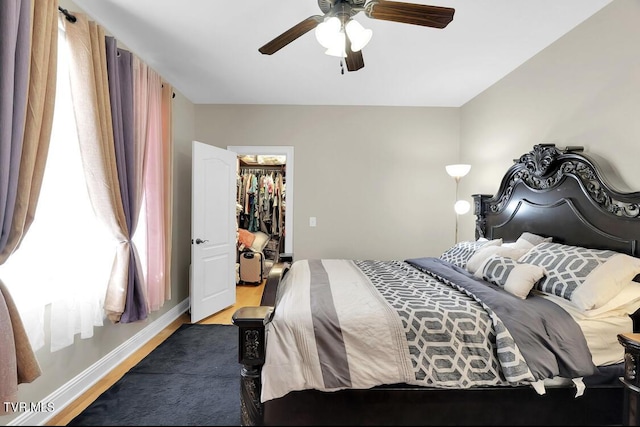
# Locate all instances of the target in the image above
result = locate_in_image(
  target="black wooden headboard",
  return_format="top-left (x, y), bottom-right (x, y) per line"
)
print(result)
top-left (473, 144), bottom-right (640, 256)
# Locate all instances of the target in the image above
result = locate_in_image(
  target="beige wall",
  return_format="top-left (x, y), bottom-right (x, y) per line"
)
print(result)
top-left (169, 93), bottom-right (196, 304)
top-left (459, 0), bottom-right (640, 241)
top-left (195, 105), bottom-right (461, 260)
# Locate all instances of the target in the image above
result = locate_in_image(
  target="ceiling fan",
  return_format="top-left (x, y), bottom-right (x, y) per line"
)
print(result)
top-left (259, 0), bottom-right (455, 72)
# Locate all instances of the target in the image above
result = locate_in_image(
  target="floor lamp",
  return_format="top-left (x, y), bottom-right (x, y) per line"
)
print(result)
top-left (445, 164), bottom-right (471, 244)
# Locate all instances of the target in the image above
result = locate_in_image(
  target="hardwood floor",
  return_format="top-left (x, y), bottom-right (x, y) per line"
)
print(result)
top-left (45, 282), bottom-right (265, 426)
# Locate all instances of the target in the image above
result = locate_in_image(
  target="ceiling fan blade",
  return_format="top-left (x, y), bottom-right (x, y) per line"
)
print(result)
top-left (345, 49), bottom-right (364, 72)
top-left (345, 33), bottom-right (364, 72)
top-left (259, 15), bottom-right (324, 55)
top-left (366, 0), bottom-right (455, 29)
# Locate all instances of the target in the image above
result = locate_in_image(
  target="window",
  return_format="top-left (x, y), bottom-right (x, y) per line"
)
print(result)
top-left (0, 21), bottom-right (115, 352)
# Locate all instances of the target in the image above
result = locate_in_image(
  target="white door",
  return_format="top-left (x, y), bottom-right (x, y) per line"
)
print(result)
top-left (190, 141), bottom-right (237, 322)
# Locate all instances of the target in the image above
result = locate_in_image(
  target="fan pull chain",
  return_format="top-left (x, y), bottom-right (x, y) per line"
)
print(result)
top-left (340, 60), bottom-right (344, 75)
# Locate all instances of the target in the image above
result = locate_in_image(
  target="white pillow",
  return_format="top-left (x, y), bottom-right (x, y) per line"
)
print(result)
top-left (571, 253), bottom-right (640, 311)
top-left (504, 263), bottom-right (547, 299)
top-left (466, 245), bottom-right (529, 275)
top-left (503, 233), bottom-right (552, 250)
top-left (502, 240), bottom-right (531, 250)
top-left (580, 281), bottom-right (640, 318)
top-left (518, 232), bottom-right (553, 246)
top-left (250, 231), bottom-right (270, 253)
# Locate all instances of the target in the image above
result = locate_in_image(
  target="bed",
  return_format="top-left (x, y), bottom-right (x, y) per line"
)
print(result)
top-left (232, 143), bottom-right (640, 426)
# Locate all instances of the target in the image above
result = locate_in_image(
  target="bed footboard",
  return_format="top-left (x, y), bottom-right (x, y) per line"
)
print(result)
top-left (232, 305), bottom-right (272, 426)
top-left (232, 259), bottom-right (290, 426)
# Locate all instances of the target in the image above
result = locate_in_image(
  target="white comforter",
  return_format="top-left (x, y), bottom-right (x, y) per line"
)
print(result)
top-left (262, 259), bottom-right (415, 402)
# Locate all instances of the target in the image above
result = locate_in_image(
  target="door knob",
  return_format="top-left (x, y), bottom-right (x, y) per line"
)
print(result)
top-left (195, 238), bottom-right (209, 244)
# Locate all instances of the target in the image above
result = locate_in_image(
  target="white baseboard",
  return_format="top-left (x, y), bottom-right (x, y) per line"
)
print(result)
top-left (8, 299), bottom-right (190, 426)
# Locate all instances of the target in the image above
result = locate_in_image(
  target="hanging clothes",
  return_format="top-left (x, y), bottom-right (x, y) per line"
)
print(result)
top-left (237, 167), bottom-right (286, 251)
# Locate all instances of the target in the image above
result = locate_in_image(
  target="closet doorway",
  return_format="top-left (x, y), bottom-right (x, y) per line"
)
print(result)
top-left (228, 146), bottom-right (294, 256)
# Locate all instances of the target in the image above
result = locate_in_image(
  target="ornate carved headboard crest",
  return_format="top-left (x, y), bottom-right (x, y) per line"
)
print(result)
top-left (486, 144), bottom-right (640, 218)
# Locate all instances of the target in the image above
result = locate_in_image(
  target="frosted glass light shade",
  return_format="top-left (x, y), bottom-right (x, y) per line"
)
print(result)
top-left (315, 17), bottom-right (341, 48)
top-left (445, 164), bottom-right (471, 179)
top-left (345, 19), bottom-right (372, 52)
top-left (325, 32), bottom-right (347, 57)
top-left (454, 200), bottom-right (471, 215)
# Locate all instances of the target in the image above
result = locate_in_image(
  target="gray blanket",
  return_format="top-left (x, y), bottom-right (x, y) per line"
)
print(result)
top-left (405, 257), bottom-right (597, 381)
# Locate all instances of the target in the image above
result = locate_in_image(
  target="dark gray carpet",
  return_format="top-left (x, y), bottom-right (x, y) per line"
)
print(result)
top-left (68, 323), bottom-right (240, 426)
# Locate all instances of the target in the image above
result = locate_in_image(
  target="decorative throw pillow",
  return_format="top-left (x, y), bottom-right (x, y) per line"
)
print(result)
top-left (440, 239), bottom-right (502, 269)
top-left (475, 255), bottom-right (545, 299)
top-left (570, 253), bottom-right (640, 311)
top-left (466, 245), bottom-right (530, 275)
top-left (518, 242), bottom-right (618, 303)
top-left (518, 232), bottom-right (553, 246)
top-left (502, 240), bottom-right (532, 250)
top-left (237, 228), bottom-right (256, 249)
top-left (250, 231), bottom-right (271, 253)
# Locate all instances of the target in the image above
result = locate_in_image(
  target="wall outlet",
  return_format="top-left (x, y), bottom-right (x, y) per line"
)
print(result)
top-left (309, 217), bottom-right (317, 227)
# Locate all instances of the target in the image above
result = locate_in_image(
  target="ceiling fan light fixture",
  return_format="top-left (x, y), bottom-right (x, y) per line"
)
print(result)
top-left (324, 31), bottom-right (347, 58)
top-left (315, 16), bottom-right (342, 49)
top-left (345, 19), bottom-right (372, 52)
top-left (259, 1), bottom-right (455, 73)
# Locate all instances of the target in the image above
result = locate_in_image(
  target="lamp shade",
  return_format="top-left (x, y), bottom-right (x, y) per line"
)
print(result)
top-left (445, 164), bottom-right (471, 179)
top-left (315, 17), bottom-right (341, 49)
top-left (324, 32), bottom-right (347, 57)
top-left (345, 19), bottom-right (372, 52)
top-left (454, 200), bottom-right (471, 215)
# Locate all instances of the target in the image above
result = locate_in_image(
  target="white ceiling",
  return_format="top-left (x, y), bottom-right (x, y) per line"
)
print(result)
top-left (68, 0), bottom-right (612, 107)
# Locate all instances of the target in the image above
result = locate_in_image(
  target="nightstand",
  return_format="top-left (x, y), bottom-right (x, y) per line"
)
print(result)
top-left (618, 333), bottom-right (640, 426)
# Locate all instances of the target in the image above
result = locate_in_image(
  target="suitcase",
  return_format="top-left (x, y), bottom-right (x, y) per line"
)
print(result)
top-left (239, 251), bottom-right (264, 284)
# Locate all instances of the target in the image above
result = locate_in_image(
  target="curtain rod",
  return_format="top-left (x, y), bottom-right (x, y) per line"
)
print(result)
top-left (58, 6), bottom-right (76, 23)
top-left (56, 6), bottom-right (176, 100)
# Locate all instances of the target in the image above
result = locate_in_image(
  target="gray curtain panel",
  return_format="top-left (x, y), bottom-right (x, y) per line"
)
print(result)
top-left (105, 37), bottom-right (148, 323)
top-left (0, 0), bottom-right (30, 254)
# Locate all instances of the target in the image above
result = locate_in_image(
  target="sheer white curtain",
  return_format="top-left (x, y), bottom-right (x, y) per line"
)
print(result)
top-left (0, 18), bottom-right (115, 352)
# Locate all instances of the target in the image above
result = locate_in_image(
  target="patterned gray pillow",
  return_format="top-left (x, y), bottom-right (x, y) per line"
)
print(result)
top-left (440, 239), bottom-right (501, 269)
top-left (477, 255), bottom-right (519, 287)
top-left (475, 255), bottom-right (546, 299)
top-left (518, 242), bottom-right (616, 301)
